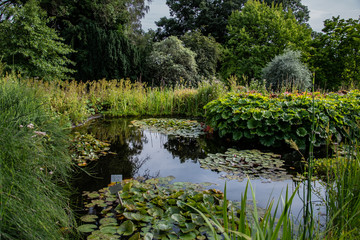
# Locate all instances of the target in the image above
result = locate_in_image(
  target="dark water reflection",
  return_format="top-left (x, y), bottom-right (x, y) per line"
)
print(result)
top-left (73, 117), bottom-right (326, 222)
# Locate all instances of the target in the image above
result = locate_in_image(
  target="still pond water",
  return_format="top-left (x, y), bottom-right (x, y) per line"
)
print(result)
top-left (73, 117), bottom-right (326, 222)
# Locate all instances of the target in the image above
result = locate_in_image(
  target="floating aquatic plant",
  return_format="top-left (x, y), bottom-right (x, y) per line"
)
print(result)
top-left (78, 176), bottom-right (262, 239)
top-left (130, 118), bottom-right (205, 137)
top-left (199, 148), bottom-right (293, 182)
top-left (69, 132), bottom-right (113, 166)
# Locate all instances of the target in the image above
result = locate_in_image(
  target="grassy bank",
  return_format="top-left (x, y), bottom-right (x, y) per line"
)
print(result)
top-left (24, 78), bottom-right (227, 125)
top-left (0, 76), bottom-right (75, 239)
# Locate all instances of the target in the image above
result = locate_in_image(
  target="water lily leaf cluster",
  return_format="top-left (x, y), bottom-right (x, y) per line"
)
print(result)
top-left (204, 91), bottom-right (360, 150)
top-left (130, 118), bottom-right (205, 137)
top-left (78, 177), bottom-right (251, 239)
top-left (199, 148), bottom-right (292, 182)
top-left (69, 132), bottom-right (112, 166)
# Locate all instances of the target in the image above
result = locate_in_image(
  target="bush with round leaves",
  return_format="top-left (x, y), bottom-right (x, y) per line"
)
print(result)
top-left (262, 50), bottom-right (312, 92)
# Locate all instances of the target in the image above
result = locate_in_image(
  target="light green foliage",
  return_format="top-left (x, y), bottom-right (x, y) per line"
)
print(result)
top-left (262, 50), bottom-right (312, 92)
top-left (181, 31), bottom-right (222, 79)
top-left (25, 78), bottom-right (227, 124)
top-left (0, 0), bottom-right (74, 80)
top-left (309, 16), bottom-right (360, 90)
top-left (0, 75), bottom-right (74, 239)
top-left (205, 91), bottom-right (360, 150)
top-left (222, 0), bottom-right (312, 81)
top-left (147, 36), bottom-right (199, 86)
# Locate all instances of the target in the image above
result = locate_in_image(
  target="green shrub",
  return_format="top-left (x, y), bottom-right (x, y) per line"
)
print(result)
top-left (262, 50), bottom-right (312, 92)
top-left (0, 75), bottom-right (75, 239)
top-left (204, 91), bottom-right (360, 150)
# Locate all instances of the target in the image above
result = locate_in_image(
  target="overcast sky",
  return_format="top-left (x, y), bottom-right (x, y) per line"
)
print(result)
top-left (141, 0), bottom-right (360, 32)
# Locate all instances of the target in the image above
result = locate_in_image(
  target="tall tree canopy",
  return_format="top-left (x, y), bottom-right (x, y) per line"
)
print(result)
top-left (155, 0), bottom-right (310, 43)
top-left (222, 0), bottom-right (312, 81)
top-left (181, 31), bottom-right (222, 79)
top-left (309, 16), bottom-right (360, 90)
top-left (0, 0), bottom-right (74, 80)
top-left (147, 36), bottom-right (198, 86)
top-left (1, 0), bottom-right (152, 81)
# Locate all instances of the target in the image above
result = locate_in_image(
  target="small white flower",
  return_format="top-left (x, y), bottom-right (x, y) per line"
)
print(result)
top-left (40, 167), bottom-right (44, 171)
top-left (27, 123), bottom-right (34, 129)
top-left (34, 131), bottom-right (46, 136)
top-left (19, 125), bottom-right (24, 128)
top-left (49, 171), bottom-right (54, 175)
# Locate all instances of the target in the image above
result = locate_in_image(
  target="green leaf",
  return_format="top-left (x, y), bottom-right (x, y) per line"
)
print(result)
top-left (247, 119), bottom-right (261, 129)
top-left (171, 213), bottom-right (186, 223)
top-left (233, 131), bottom-right (243, 140)
top-left (118, 220), bottom-right (135, 236)
top-left (77, 224), bottom-right (97, 233)
top-left (296, 127), bottom-right (308, 137)
top-left (80, 214), bottom-right (98, 223)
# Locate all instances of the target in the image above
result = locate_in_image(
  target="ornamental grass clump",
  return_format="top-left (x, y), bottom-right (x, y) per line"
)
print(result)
top-left (0, 75), bottom-right (75, 239)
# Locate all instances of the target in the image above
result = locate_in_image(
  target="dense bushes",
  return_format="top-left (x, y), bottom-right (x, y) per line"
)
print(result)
top-left (0, 76), bottom-right (75, 239)
top-left (205, 91), bottom-right (360, 150)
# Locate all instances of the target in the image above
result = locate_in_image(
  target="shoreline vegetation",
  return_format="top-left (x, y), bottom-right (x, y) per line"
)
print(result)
top-left (1, 74), bottom-right (359, 239)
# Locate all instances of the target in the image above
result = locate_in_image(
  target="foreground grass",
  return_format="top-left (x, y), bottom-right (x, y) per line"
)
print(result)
top-left (0, 76), bottom-right (75, 239)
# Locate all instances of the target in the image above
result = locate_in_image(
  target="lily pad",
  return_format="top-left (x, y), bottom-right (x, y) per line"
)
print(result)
top-left (80, 214), bottom-right (98, 223)
top-left (131, 118), bottom-right (205, 138)
top-left (77, 224), bottom-right (97, 233)
top-left (199, 148), bottom-right (292, 182)
top-left (117, 220), bottom-right (135, 236)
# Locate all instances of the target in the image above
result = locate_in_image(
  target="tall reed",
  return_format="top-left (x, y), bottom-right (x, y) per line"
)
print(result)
top-left (24, 78), bottom-right (227, 125)
top-left (0, 75), bottom-right (75, 239)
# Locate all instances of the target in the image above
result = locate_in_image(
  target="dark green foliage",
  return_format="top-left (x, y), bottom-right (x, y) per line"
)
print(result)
top-left (0, 0), bottom-right (74, 80)
top-left (309, 16), bottom-right (360, 90)
top-left (156, 0), bottom-right (309, 44)
top-left (262, 50), bottom-right (312, 92)
top-left (69, 22), bottom-right (142, 81)
top-left (147, 36), bottom-right (198, 86)
top-left (181, 31), bottom-right (222, 79)
top-left (263, 0), bottom-right (310, 24)
top-left (204, 91), bottom-right (360, 150)
top-left (0, 76), bottom-right (75, 239)
top-left (222, 0), bottom-right (311, 81)
top-left (156, 0), bottom-right (246, 43)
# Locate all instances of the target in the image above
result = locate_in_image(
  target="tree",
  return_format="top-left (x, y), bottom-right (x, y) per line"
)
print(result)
top-left (155, 0), bottom-right (310, 43)
top-left (181, 31), bottom-right (222, 79)
top-left (1, 0), bottom-right (152, 81)
top-left (264, 0), bottom-right (309, 24)
top-left (222, 0), bottom-right (311, 81)
top-left (262, 50), bottom-right (312, 92)
top-left (0, 0), bottom-right (74, 80)
top-left (155, 0), bottom-right (246, 44)
top-left (309, 16), bottom-right (360, 90)
top-left (147, 36), bottom-right (198, 86)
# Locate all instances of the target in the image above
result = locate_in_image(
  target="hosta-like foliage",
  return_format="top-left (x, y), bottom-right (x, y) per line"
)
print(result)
top-left (205, 91), bottom-right (360, 150)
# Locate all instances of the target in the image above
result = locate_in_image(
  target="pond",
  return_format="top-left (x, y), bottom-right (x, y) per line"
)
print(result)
top-left (73, 117), bottom-right (326, 224)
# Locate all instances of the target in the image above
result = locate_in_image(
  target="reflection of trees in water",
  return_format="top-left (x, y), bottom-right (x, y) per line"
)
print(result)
top-left (164, 136), bottom-right (207, 163)
top-left (73, 118), bottom-right (152, 192)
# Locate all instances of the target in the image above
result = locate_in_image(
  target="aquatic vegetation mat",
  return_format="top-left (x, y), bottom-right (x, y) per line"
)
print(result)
top-left (78, 177), bottom-right (256, 239)
top-left (69, 132), bottom-right (113, 166)
top-left (130, 118), bottom-right (205, 137)
top-left (199, 148), bottom-right (293, 182)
